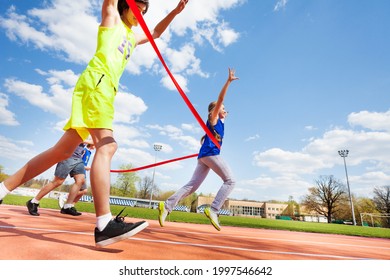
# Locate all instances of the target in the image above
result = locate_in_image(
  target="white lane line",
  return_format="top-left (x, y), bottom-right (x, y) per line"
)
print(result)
top-left (152, 227), bottom-right (390, 251)
top-left (0, 225), bottom-right (92, 236)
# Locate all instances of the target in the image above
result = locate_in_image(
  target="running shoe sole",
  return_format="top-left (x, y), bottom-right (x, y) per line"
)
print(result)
top-left (95, 221), bottom-right (149, 248)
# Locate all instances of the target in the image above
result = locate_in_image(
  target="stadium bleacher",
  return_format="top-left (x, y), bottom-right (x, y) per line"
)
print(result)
top-left (79, 195), bottom-right (136, 207)
top-left (173, 205), bottom-right (189, 212)
top-left (79, 195), bottom-right (92, 202)
top-left (78, 196), bottom-right (229, 215)
top-left (109, 197), bottom-right (136, 207)
top-left (197, 205), bottom-right (231, 216)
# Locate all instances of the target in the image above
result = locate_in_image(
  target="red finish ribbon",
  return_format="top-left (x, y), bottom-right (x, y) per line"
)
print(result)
top-left (111, 153), bottom-right (198, 173)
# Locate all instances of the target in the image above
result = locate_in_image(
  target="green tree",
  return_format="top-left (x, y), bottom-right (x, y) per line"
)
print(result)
top-left (138, 175), bottom-right (157, 199)
top-left (0, 164), bottom-right (8, 182)
top-left (356, 197), bottom-right (378, 214)
top-left (355, 196), bottom-right (380, 226)
top-left (115, 164), bottom-right (139, 197)
top-left (181, 192), bottom-right (198, 210)
top-left (301, 175), bottom-right (347, 223)
top-left (157, 190), bottom-right (176, 201)
top-left (372, 186), bottom-right (390, 227)
top-left (332, 193), bottom-right (356, 222)
top-left (373, 186), bottom-right (390, 213)
top-left (283, 196), bottom-right (300, 219)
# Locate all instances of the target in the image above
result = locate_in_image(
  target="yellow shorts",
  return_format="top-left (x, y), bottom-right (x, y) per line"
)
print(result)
top-left (63, 70), bottom-right (116, 140)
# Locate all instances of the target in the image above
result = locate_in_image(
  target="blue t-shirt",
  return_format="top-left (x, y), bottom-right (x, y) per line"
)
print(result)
top-left (198, 119), bottom-right (224, 159)
top-left (82, 148), bottom-right (92, 166)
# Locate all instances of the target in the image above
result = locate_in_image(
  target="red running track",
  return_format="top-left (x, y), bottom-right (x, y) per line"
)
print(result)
top-left (1, 204), bottom-right (390, 260)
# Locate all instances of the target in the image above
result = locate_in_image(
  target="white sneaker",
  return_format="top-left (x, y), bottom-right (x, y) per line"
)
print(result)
top-left (58, 194), bottom-right (67, 209)
top-left (204, 207), bottom-right (221, 231)
top-left (158, 201), bottom-right (169, 227)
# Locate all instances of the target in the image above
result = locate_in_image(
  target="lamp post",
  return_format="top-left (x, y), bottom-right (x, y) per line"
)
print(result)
top-left (149, 144), bottom-right (162, 208)
top-left (338, 149), bottom-right (357, 226)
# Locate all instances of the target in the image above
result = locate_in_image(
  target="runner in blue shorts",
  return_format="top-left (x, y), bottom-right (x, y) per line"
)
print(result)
top-left (58, 144), bottom-right (95, 209)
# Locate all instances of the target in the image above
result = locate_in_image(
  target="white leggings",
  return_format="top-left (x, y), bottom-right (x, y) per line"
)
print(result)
top-left (165, 155), bottom-right (235, 212)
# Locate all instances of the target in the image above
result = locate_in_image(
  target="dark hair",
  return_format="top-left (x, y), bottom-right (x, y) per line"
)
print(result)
top-left (118, 0), bottom-right (149, 16)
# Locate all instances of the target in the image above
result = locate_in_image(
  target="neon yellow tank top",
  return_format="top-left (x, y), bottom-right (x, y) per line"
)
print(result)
top-left (86, 21), bottom-right (136, 89)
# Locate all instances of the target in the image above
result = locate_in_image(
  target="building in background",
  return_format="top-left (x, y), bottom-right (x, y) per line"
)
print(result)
top-left (194, 195), bottom-right (288, 219)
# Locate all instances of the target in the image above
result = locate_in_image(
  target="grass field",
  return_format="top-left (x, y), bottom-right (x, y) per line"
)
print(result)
top-left (2, 194), bottom-right (390, 239)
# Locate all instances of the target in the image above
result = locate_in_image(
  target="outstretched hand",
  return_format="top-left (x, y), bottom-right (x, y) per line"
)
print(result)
top-left (228, 68), bottom-right (239, 82)
top-left (174, 0), bottom-right (189, 14)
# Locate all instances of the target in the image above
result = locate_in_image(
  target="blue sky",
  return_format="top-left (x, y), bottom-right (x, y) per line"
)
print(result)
top-left (1, 0), bottom-right (390, 202)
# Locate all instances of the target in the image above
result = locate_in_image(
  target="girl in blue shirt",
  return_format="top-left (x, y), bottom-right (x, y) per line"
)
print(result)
top-left (159, 68), bottom-right (239, 231)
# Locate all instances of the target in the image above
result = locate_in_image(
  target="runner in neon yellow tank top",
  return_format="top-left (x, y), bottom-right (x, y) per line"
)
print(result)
top-left (0, 0), bottom-right (189, 248)
top-left (63, 21), bottom-right (137, 139)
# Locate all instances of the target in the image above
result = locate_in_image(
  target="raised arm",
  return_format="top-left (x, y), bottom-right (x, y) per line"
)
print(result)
top-left (136, 0), bottom-right (189, 45)
top-left (209, 68), bottom-right (239, 125)
top-left (101, 0), bottom-right (121, 27)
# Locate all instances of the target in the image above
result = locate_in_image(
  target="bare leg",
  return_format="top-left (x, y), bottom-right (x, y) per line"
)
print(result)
top-left (73, 189), bottom-right (88, 203)
top-left (88, 129), bottom-right (117, 217)
top-left (35, 176), bottom-right (65, 201)
top-left (66, 173), bottom-right (85, 205)
top-left (3, 129), bottom-right (83, 191)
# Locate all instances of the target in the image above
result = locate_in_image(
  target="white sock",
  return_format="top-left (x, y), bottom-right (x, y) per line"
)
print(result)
top-left (31, 198), bottom-right (40, 204)
top-left (0, 182), bottom-right (10, 200)
top-left (96, 213), bottom-right (112, 231)
top-left (64, 204), bottom-right (74, 209)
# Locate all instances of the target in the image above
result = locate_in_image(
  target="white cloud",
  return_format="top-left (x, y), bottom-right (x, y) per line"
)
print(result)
top-left (304, 128), bottom-right (390, 166)
top-left (3, 69), bottom-right (80, 120)
top-left (254, 126), bottom-right (390, 176)
top-left (348, 110), bottom-right (390, 132)
top-left (4, 68), bottom-right (148, 128)
top-left (274, 0), bottom-right (288, 12)
top-left (182, 123), bottom-right (202, 134)
top-left (114, 91), bottom-right (148, 124)
top-left (151, 0), bottom-right (244, 35)
top-left (192, 21), bottom-right (240, 52)
top-left (113, 147), bottom-right (155, 169)
top-left (0, 93), bottom-right (19, 126)
top-left (0, 0), bottom-right (241, 91)
top-left (4, 78), bottom-right (71, 119)
top-left (0, 135), bottom-right (36, 161)
top-left (113, 145), bottom-right (183, 172)
top-left (147, 124), bottom-right (200, 152)
top-left (217, 22), bottom-right (240, 47)
top-left (160, 73), bottom-right (188, 92)
top-left (165, 44), bottom-right (209, 78)
top-left (37, 69), bottom-right (79, 87)
top-left (238, 173), bottom-right (312, 201)
top-left (253, 148), bottom-right (329, 175)
top-left (250, 110), bottom-right (390, 199)
top-left (112, 123), bottom-right (146, 148)
top-left (0, 2), bottom-right (98, 64)
top-left (304, 125), bottom-right (318, 131)
top-left (245, 134), bottom-right (260, 142)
